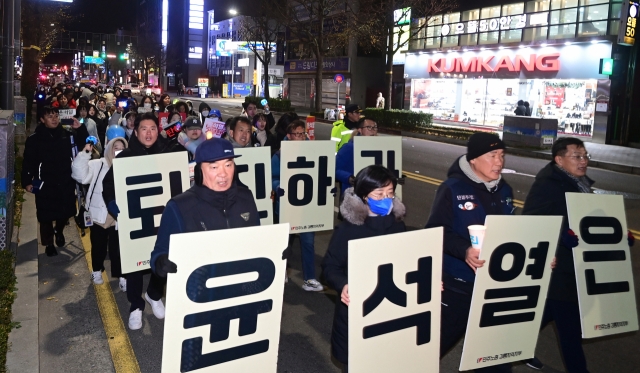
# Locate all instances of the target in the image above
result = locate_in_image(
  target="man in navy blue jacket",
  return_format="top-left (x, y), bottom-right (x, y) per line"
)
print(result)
top-left (150, 138), bottom-right (260, 279)
top-left (426, 133), bottom-right (518, 373)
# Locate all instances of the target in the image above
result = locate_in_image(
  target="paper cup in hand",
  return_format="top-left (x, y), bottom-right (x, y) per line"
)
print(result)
top-left (468, 225), bottom-right (486, 250)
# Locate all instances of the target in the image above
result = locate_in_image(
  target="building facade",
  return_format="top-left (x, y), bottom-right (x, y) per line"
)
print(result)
top-left (404, 0), bottom-right (640, 145)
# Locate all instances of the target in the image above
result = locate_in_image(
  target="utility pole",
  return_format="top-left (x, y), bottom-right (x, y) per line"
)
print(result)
top-left (1, 0), bottom-right (15, 109)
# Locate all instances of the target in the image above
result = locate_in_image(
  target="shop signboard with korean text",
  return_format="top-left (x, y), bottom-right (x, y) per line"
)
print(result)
top-left (285, 57), bottom-right (350, 73)
top-left (113, 153), bottom-right (190, 273)
top-left (460, 215), bottom-right (562, 371)
top-left (234, 148), bottom-right (274, 226)
top-left (618, 1), bottom-right (639, 46)
top-left (162, 224), bottom-right (289, 373)
top-left (353, 137), bottom-right (403, 199)
top-left (279, 141), bottom-right (335, 234)
top-left (566, 193), bottom-right (638, 338)
top-left (348, 228), bottom-right (443, 373)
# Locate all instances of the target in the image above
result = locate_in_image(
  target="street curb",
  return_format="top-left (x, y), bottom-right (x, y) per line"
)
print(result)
top-left (315, 118), bottom-right (640, 176)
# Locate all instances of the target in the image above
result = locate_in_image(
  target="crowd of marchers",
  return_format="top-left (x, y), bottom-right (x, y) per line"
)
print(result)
top-left (22, 84), bottom-right (635, 373)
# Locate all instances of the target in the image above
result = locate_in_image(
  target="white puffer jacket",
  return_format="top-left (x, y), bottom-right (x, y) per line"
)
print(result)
top-left (71, 137), bottom-right (128, 225)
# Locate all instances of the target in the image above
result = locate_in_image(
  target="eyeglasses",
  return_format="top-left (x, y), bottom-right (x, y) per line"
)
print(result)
top-left (368, 192), bottom-right (395, 201)
top-left (360, 126), bottom-right (378, 131)
top-left (566, 153), bottom-right (591, 162)
top-left (288, 132), bottom-right (305, 137)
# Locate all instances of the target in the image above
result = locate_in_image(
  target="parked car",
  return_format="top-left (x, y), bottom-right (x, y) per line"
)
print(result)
top-left (130, 83), bottom-right (141, 95)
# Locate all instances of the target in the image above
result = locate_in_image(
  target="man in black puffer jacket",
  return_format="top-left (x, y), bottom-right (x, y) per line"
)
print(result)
top-left (23, 106), bottom-right (88, 257)
top-left (150, 137), bottom-right (260, 276)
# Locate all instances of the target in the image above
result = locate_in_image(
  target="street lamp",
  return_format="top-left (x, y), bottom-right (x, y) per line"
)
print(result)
top-left (229, 9), bottom-right (237, 15)
top-left (229, 9), bottom-right (238, 98)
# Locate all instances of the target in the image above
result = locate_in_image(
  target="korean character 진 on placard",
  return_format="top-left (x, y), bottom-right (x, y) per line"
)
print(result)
top-left (235, 147), bottom-right (274, 226)
top-left (162, 224), bottom-right (289, 373)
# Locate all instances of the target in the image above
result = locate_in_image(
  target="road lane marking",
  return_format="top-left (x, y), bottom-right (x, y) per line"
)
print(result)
top-left (78, 228), bottom-right (141, 373)
top-left (403, 170), bottom-right (524, 208)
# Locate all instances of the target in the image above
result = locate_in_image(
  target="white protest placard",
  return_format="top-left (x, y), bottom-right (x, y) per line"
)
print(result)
top-left (566, 193), bottom-right (638, 338)
top-left (59, 108), bottom-right (76, 119)
top-left (279, 140), bottom-right (335, 234)
top-left (460, 215), bottom-right (562, 371)
top-left (113, 152), bottom-right (190, 273)
top-left (235, 147), bottom-right (273, 226)
top-left (353, 137), bottom-right (403, 199)
top-left (204, 118), bottom-right (227, 139)
top-left (162, 224), bottom-right (289, 373)
top-left (348, 228), bottom-right (443, 373)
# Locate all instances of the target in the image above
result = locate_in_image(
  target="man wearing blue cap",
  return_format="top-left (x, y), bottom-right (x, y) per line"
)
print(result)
top-left (150, 138), bottom-right (260, 278)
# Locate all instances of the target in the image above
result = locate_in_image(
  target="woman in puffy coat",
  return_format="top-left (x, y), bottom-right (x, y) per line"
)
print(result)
top-left (321, 165), bottom-right (406, 372)
top-left (72, 128), bottom-right (128, 291)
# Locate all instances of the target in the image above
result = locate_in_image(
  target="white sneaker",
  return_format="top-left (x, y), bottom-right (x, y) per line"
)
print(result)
top-left (119, 277), bottom-right (127, 292)
top-left (91, 271), bottom-right (103, 285)
top-left (145, 292), bottom-right (165, 319)
top-left (302, 279), bottom-right (324, 292)
top-left (128, 309), bottom-right (142, 330)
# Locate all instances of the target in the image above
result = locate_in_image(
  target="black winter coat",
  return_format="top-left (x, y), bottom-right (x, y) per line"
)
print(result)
top-left (22, 123), bottom-right (88, 222)
top-left (514, 104), bottom-right (526, 115)
top-left (321, 188), bottom-right (406, 364)
top-left (150, 182), bottom-right (260, 273)
top-left (251, 130), bottom-right (278, 155)
top-left (522, 162), bottom-right (594, 302)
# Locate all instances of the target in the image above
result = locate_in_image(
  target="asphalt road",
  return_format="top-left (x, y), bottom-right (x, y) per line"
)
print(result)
top-left (113, 96), bottom-right (640, 372)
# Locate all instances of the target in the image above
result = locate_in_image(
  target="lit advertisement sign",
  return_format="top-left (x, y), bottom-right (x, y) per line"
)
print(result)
top-left (618, 1), bottom-right (639, 46)
top-left (215, 40), bottom-right (276, 56)
top-left (189, 0), bottom-right (204, 29)
top-left (405, 43), bottom-right (613, 80)
top-left (84, 56), bottom-right (105, 65)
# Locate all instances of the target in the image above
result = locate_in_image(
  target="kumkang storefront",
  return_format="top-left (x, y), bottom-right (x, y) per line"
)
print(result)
top-left (404, 43), bottom-right (612, 139)
top-left (402, 0), bottom-right (635, 142)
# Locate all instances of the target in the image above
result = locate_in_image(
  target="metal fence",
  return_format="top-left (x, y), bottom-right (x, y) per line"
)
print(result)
top-left (0, 110), bottom-right (15, 250)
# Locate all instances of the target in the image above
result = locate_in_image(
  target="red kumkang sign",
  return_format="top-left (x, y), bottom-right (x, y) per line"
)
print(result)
top-left (426, 53), bottom-right (560, 73)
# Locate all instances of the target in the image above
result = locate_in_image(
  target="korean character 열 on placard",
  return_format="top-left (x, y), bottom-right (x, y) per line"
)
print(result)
top-left (479, 241), bottom-right (549, 327)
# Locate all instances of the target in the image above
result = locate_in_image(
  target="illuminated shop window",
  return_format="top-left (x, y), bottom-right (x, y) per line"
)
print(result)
top-left (523, 26), bottom-right (549, 40)
top-left (551, 0), bottom-right (579, 10)
top-left (481, 6), bottom-right (502, 18)
top-left (579, 4), bottom-right (609, 21)
top-left (503, 3), bottom-right (525, 16)
top-left (462, 9), bottom-right (480, 21)
top-left (526, 0), bottom-right (551, 13)
top-left (550, 8), bottom-right (578, 24)
top-left (549, 23), bottom-right (577, 38)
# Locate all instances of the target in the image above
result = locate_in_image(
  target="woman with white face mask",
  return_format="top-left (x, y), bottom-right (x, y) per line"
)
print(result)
top-left (139, 96), bottom-right (155, 114)
top-left (72, 133), bottom-right (129, 291)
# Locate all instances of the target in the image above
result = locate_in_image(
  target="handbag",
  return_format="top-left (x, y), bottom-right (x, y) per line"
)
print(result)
top-left (75, 163), bottom-right (104, 229)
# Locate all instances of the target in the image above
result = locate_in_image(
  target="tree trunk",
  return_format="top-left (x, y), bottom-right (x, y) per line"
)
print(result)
top-left (315, 53), bottom-right (323, 112)
top-left (385, 21), bottom-right (394, 110)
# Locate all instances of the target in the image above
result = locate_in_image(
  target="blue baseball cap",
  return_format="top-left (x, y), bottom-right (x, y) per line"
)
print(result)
top-left (195, 138), bottom-right (242, 164)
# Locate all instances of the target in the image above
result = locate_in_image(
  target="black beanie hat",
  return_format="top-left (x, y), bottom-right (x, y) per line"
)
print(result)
top-left (466, 132), bottom-right (505, 161)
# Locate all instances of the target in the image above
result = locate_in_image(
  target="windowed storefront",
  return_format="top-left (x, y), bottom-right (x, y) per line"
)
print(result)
top-left (410, 0), bottom-right (622, 49)
top-left (404, 42), bottom-right (613, 139)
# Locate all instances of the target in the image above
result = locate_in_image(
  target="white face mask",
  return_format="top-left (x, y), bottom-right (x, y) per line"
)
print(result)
top-left (114, 149), bottom-right (123, 157)
top-left (202, 110), bottom-right (210, 117)
top-left (144, 103), bottom-right (152, 108)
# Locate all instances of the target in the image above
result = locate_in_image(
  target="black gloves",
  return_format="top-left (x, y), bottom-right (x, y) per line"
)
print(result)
top-left (155, 254), bottom-right (177, 277)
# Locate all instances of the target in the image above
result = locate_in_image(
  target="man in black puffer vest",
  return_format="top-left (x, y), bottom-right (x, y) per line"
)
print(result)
top-left (150, 137), bottom-right (260, 278)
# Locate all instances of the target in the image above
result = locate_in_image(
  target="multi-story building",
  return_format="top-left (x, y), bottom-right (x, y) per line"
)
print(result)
top-left (137, 0), bottom-right (213, 90)
top-left (403, 0), bottom-right (640, 145)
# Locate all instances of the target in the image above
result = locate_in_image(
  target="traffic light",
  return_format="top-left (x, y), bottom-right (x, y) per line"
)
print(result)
top-left (101, 52), bottom-right (106, 58)
top-left (120, 54), bottom-right (125, 60)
